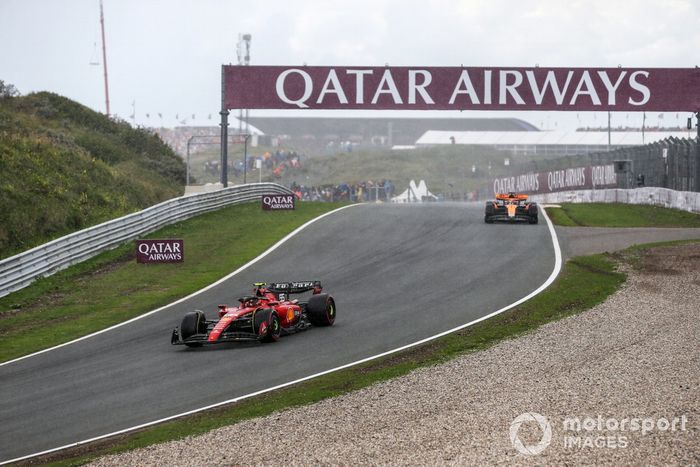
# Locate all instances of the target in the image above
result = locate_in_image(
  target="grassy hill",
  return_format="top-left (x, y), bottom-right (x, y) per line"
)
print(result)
top-left (276, 145), bottom-right (514, 195)
top-left (188, 143), bottom-right (522, 198)
top-left (0, 88), bottom-right (186, 259)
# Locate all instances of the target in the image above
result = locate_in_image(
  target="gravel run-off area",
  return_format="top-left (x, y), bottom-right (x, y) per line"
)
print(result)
top-left (91, 243), bottom-right (699, 466)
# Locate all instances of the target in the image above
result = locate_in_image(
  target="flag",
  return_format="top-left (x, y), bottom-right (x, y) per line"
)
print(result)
top-left (158, 113), bottom-right (162, 119)
top-left (145, 113), bottom-right (150, 119)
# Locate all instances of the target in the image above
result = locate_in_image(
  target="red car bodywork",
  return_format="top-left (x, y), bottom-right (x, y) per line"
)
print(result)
top-left (172, 281), bottom-right (335, 347)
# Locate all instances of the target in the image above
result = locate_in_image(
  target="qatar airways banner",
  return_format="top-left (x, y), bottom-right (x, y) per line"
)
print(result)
top-left (492, 164), bottom-right (618, 195)
top-left (136, 239), bottom-right (184, 263)
top-left (223, 66), bottom-right (699, 111)
top-left (262, 194), bottom-right (295, 210)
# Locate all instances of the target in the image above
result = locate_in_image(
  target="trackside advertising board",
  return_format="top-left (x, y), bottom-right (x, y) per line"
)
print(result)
top-left (262, 194), bottom-right (295, 210)
top-left (492, 164), bottom-right (618, 195)
top-left (136, 239), bottom-right (184, 263)
top-left (223, 66), bottom-right (700, 111)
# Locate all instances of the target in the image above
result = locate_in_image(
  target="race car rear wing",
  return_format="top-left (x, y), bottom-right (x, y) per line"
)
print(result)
top-left (258, 281), bottom-right (323, 294)
top-left (495, 192), bottom-right (529, 201)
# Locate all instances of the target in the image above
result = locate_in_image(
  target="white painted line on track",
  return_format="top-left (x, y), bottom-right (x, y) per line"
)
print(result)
top-left (1, 205), bottom-right (562, 466)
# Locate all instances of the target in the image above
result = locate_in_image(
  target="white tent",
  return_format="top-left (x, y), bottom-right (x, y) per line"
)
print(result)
top-left (391, 180), bottom-right (438, 203)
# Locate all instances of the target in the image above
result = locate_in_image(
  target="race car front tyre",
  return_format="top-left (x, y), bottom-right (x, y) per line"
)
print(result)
top-left (180, 310), bottom-right (206, 347)
top-left (306, 294), bottom-right (336, 326)
top-left (254, 309), bottom-right (281, 343)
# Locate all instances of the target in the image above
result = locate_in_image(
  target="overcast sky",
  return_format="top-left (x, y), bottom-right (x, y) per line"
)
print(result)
top-left (1, 0), bottom-right (698, 131)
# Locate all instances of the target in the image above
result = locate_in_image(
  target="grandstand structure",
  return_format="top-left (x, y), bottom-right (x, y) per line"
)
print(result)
top-left (157, 117), bottom-right (536, 155)
top-left (245, 117), bottom-right (537, 148)
top-left (157, 117), bottom-right (690, 160)
top-left (416, 130), bottom-right (693, 157)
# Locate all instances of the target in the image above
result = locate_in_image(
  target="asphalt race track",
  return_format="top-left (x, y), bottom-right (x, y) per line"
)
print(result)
top-left (0, 203), bottom-right (556, 462)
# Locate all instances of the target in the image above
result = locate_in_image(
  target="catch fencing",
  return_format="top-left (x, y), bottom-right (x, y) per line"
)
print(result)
top-left (0, 183), bottom-right (292, 298)
top-left (525, 137), bottom-right (699, 192)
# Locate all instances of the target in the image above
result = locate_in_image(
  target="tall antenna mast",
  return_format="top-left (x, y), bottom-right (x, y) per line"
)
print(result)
top-left (236, 34), bottom-right (251, 133)
top-left (242, 34), bottom-right (251, 134)
top-left (99, 0), bottom-right (111, 116)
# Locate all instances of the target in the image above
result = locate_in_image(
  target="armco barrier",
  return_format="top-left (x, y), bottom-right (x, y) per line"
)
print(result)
top-left (530, 187), bottom-right (700, 213)
top-left (0, 183), bottom-right (292, 298)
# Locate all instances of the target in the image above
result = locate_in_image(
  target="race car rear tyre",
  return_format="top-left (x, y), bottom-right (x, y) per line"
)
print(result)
top-left (254, 309), bottom-right (281, 343)
top-left (484, 202), bottom-right (495, 223)
top-left (528, 204), bottom-right (539, 224)
top-left (180, 310), bottom-right (206, 347)
top-left (306, 294), bottom-right (336, 326)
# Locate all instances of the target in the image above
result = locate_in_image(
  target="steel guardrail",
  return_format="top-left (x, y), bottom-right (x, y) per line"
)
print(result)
top-left (0, 183), bottom-right (292, 298)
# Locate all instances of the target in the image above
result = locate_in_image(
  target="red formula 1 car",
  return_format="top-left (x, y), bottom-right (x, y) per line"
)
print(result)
top-left (171, 281), bottom-right (336, 347)
top-left (484, 192), bottom-right (538, 224)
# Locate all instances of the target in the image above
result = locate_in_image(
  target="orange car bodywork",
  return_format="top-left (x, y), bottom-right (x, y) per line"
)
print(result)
top-left (485, 192), bottom-right (538, 224)
top-left (495, 193), bottom-right (529, 218)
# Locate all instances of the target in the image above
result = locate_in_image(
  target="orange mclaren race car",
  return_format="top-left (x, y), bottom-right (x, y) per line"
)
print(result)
top-left (484, 192), bottom-right (538, 224)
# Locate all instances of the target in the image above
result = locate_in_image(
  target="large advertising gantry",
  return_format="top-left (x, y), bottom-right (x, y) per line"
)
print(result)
top-left (224, 65), bottom-right (699, 111)
top-left (218, 65), bottom-right (700, 185)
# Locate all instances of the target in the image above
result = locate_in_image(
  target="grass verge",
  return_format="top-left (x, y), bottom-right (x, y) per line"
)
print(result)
top-left (609, 238), bottom-right (700, 272)
top-left (38, 251), bottom-right (626, 466)
top-left (546, 203), bottom-right (700, 228)
top-left (0, 201), bottom-right (344, 363)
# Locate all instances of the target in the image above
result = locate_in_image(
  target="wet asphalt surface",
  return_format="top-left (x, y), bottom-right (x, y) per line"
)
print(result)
top-left (0, 203), bottom-right (556, 462)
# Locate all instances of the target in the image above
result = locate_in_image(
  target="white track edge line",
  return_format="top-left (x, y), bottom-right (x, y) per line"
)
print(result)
top-left (1, 206), bottom-right (562, 466)
top-left (0, 203), bottom-right (361, 369)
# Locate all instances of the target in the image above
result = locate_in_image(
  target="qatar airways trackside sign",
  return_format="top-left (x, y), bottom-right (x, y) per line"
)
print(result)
top-left (262, 194), bottom-right (295, 210)
top-left (223, 66), bottom-right (699, 112)
top-left (492, 164), bottom-right (618, 195)
top-left (136, 239), bottom-right (184, 263)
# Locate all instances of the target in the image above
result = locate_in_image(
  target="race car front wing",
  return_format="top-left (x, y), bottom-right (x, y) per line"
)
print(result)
top-left (171, 328), bottom-right (260, 345)
top-left (487, 213), bottom-right (533, 222)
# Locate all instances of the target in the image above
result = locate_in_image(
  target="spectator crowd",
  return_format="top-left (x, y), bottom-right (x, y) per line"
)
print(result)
top-left (203, 149), bottom-right (304, 179)
top-left (289, 179), bottom-right (395, 202)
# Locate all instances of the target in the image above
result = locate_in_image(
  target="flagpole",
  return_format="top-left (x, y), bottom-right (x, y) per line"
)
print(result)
top-left (99, 0), bottom-right (110, 116)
